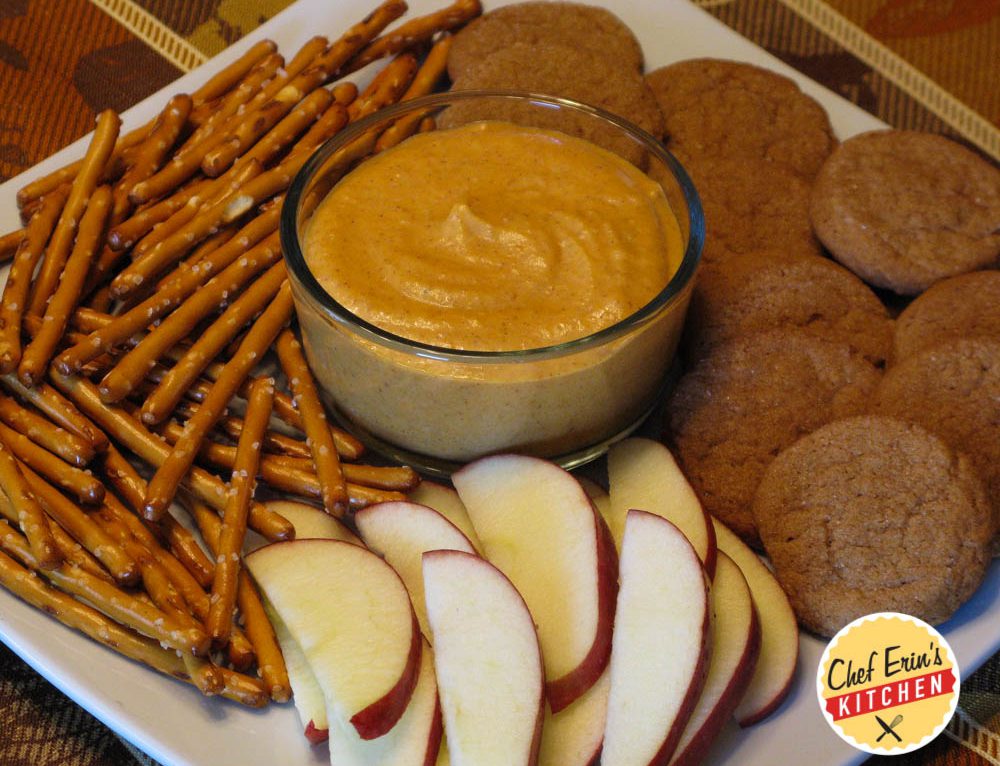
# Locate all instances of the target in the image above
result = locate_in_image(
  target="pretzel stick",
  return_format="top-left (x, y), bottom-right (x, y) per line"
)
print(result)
top-left (46, 520), bottom-right (113, 583)
top-left (51, 371), bottom-right (294, 542)
top-left (99, 473), bottom-right (256, 669)
top-left (275, 329), bottom-right (348, 516)
top-left (0, 395), bottom-right (95, 467)
top-left (56, 226), bottom-right (282, 374)
top-left (192, 39), bottom-right (278, 105)
top-left (375, 35), bottom-right (453, 152)
top-left (0, 518), bottom-right (208, 656)
top-left (113, 120), bottom-right (341, 300)
top-left (14, 123), bottom-right (148, 210)
top-left (20, 465), bottom-right (136, 585)
top-left (142, 262), bottom-right (287, 423)
top-left (18, 186), bottom-right (112, 386)
top-left (100, 445), bottom-right (215, 589)
top-left (204, 379), bottom-right (364, 459)
top-left (347, 52), bottom-right (420, 122)
top-left (143, 283), bottom-right (294, 518)
top-left (182, 492), bottom-right (290, 702)
top-left (0, 434), bottom-right (61, 569)
top-left (0, 228), bottom-right (24, 260)
top-left (236, 87), bottom-right (334, 171)
top-left (344, 0), bottom-right (480, 73)
top-left (129, 52), bottom-right (284, 206)
top-left (0, 423), bottom-right (104, 505)
top-left (0, 540), bottom-right (265, 703)
top-left (208, 377), bottom-right (271, 647)
top-left (27, 110), bottom-right (121, 318)
top-left (107, 177), bottom-right (211, 251)
top-left (112, 94), bottom-right (193, 221)
top-left (215, 415), bottom-right (311, 458)
top-left (315, 0), bottom-right (408, 79)
top-left (100, 236), bottom-right (284, 403)
top-left (202, 67), bottom-right (330, 177)
top-left (0, 375), bottom-right (108, 451)
top-left (0, 186), bottom-right (69, 373)
top-left (159, 418), bottom-right (413, 498)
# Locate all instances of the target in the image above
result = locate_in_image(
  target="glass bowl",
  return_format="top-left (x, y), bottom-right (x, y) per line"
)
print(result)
top-left (281, 90), bottom-right (703, 477)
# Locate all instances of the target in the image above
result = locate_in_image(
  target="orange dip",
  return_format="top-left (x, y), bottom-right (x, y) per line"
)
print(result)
top-left (303, 121), bottom-right (682, 351)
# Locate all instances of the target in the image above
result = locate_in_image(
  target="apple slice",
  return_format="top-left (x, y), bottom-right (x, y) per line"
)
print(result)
top-left (409, 481), bottom-right (483, 553)
top-left (712, 517), bottom-right (799, 726)
top-left (245, 539), bottom-right (421, 739)
top-left (327, 638), bottom-right (443, 766)
top-left (262, 602), bottom-right (330, 743)
top-left (263, 499), bottom-right (362, 545)
top-left (255, 503), bottom-right (363, 744)
top-left (355, 501), bottom-right (477, 638)
top-left (607, 437), bottom-right (717, 577)
top-left (539, 666), bottom-right (610, 766)
top-left (602, 510), bottom-right (709, 766)
top-left (423, 549), bottom-right (544, 766)
top-left (669, 552), bottom-right (761, 766)
top-left (452, 455), bottom-right (618, 713)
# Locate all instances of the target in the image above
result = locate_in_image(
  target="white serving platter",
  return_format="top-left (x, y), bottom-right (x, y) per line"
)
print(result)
top-left (0, 1), bottom-right (997, 764)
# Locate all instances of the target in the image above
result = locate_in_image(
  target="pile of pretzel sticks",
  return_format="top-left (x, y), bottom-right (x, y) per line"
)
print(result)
top-left (0, 0), bottom-right (480, 709)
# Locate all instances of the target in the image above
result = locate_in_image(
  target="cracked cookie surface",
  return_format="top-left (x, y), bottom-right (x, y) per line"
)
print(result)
top-left (809, 130), bottom-right (1000, 295)
top-left (893, 270), bottom-right (1000, 362)
top-left (752, 415), bottom-right (993, 638)
top-left (447, 1), bottom-right (644, 79)
top-left (684, 251), bottom-right (893, 366)
top-left (872, 337), bottom-right (1000, 537)
top-left (666, 328), bottom-right (882, 547)
top-left (645, 58), bottom-right (835, 178)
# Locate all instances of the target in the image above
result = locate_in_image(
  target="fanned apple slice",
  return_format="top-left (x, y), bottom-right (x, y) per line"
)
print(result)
top-left (607, 438), bottom-right (717, 577)
top-left (452, 455), bottom-right (618, 713)
top-left (355, 501), bottom-right (477, 638)
top-left (409, 481), bottom-right (483, 553)
top-left (669, 552), bottom-right (761, 766)
top-left (602, 510), bottom-right (709, 766)
top-left (263, 499), bottom-right (362, 545)
top-left (245, 539), bottom-right (421, 740)
top-left (539, 666), bottom-right (610, 766)
top-left (262, 602), bottom-right (329, 743)
top-left (712, 518), bottom-right (799, 726)
top-left (327, 638), bottom-right (443, 766)
top-left (423, 550), bottom-right (544, 766)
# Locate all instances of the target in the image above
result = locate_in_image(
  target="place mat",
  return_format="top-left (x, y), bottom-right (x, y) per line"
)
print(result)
top-left (0, 1), bottom-right (997, 765)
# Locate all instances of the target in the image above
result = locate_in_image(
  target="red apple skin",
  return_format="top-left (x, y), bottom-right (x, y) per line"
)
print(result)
top-left (670, 605), bottom-right (762, 766)
top-left (546, 502), bottom-right (619, 714)
top-left (422, 695), bottom-right (445, 766)
top-left (737, 661), bottom-right (795, 728)
top-left (304, 720), bottom-right (328, 745)
top-left (349, 608), bottom-right (423, 740)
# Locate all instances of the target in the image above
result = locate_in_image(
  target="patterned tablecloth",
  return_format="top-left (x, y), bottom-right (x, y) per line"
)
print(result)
top-left (0, 1), bottom-right (997, 764)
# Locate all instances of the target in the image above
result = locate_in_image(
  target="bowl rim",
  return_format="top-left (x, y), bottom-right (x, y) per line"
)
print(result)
top-left (280, 89), bottom-right (704, 363)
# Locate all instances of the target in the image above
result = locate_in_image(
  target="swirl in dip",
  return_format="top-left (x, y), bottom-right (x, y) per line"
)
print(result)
top-left (295, 119), bottom-right (693, 464)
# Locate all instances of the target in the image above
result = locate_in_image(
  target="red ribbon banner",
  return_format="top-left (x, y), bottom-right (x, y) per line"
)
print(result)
top-left (825, 670), bottom-right (956, 720)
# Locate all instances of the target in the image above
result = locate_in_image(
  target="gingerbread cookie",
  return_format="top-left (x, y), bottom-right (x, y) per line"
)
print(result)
top-left (752, 415), bottom-right (993, 637)
top-left (646, 58), bottom-right (835, 178)
top-left (810, 130), bottom-right (1000, 295)
top-left (684, 251), bottom-right (893, 366)
top-left (892, 270), bottom-right (1000, 362)
top-left (682, 154), bottom-right (823, 260)
top-left (871, 337), bottom-right (1000, 537)
top-left (443, 42), bottom-right (663, 163)
top-left (448, 1), bottom-right (644, 79)
top-left (666, 329), bottom-right (882, 546)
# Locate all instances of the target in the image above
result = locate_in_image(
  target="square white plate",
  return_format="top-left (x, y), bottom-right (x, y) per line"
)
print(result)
top-left (1, 1), bottom-right (997, 764)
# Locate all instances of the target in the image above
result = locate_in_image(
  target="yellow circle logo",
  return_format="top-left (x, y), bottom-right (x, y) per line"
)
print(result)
top-left (817, 612), bottom-right (959, 755)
